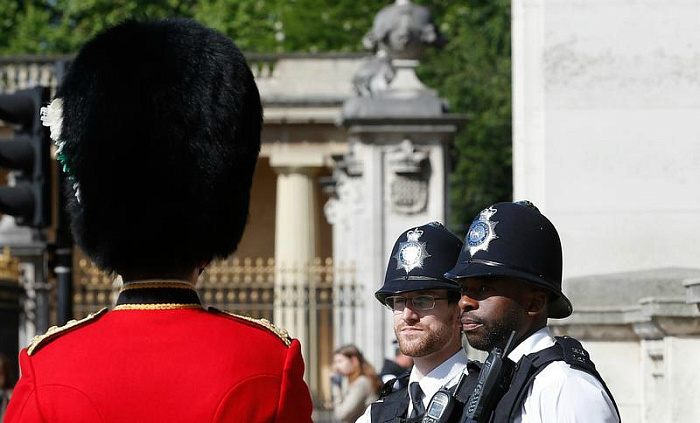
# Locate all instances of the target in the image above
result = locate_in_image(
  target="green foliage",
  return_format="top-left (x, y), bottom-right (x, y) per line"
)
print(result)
top-left (416, 0), bottom-right (512, 232)
top-left (0, 2), bottom-right (53, 54)
top-left (274, 0), bottom-right (383, 53)
top-left (0, 0), bottom-right (512, 232)
top-left (0, 0), bottom-right (386, 54)
top-left (193, 0), bottom-right (278, 52)
top-left (48, 0), bottom-right (195, 51)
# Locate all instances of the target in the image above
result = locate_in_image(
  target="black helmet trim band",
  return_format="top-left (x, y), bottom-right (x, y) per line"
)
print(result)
top-left (472, 258), bottom-right (547, 282)
top-left (375, 279), bottom-right (462, 302)
top-left (448, 258), bottom-right (559, 293)
top-left (387, 275), bottom-right (457, 282)
top-left (375, 288), bottom-right (462, 303)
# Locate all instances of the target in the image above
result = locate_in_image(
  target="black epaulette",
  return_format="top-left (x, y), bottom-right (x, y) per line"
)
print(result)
top-left (454, 360), bottom-right (483, 403)
top-left (555, 336), bottom-right (596, 372)
top-left (380, 371), bottom-right (411, 397)
top-left (208, 307), bottom-right (292, 347)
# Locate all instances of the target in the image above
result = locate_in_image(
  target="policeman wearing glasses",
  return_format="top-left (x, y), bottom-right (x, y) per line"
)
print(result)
top-left (356, 222), bottom-right (479, 423)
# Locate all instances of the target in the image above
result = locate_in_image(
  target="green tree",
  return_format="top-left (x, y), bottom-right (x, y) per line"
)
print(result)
top-left (417, 0), bottom-right (512, 231)
top-left (193, 0), bottom-right (278, 52)
top-left (273, 0), bottom-right (383, 52)
top-left (0, 0), bottom-right (512, 232)
top-left (0, 2), bottom-right (54, 54)
top-left (0, 0), bottom-right (386, 54)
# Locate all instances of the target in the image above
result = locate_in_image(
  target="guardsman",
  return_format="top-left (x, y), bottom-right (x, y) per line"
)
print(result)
top-left (356, 222), bottom-right (480, 423)
top-left (4, 19), bottom-right (313, 422)
top-left (447, 201), bottom-right (620, 422)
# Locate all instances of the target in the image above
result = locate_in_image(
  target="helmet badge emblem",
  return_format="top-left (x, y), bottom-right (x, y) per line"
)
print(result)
top-left (394, 228), bottom-right (431, 274)
top-left (466, 207), bottom-right (499, 256)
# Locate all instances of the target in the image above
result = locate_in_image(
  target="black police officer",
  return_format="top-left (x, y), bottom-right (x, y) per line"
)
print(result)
top-left (356, 222), bottom-right (480, 423)
top-left (446, 201), bottom-right (620, 423)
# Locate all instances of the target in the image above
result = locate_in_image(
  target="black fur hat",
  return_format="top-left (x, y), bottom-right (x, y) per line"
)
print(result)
top-left (53, 19), bottom-right (262, 277)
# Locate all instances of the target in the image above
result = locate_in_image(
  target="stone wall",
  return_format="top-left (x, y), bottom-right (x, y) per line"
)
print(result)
top-left (512, 0), bottom-right (700, 279)
top-left (513, 1), bottom-right (700, 421)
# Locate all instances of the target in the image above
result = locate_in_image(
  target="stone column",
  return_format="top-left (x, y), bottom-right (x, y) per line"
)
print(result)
top-left (269, 152), bottom-right (322, 389)
top-left (274, 167), bottom-right (318, 268)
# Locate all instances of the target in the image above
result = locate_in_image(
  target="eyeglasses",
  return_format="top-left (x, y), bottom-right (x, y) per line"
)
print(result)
top-left (384, 295), bottom-right (450, 312)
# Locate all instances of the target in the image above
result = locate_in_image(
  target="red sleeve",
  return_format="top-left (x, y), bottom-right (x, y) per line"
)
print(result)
top-left (3, 350), bottom-right (44, 423)
top-left (275, 339), bottom-right (313, 422)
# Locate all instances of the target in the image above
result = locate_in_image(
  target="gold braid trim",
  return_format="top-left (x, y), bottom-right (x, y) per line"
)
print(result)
top-left (28, 308), bottom-right (109, 356)
top-left (113, 303), bottom-right (203, 311)
top-left (210, 308), bottom-right (292, 347)
top-left (119, 282), bottom-right (195, 292)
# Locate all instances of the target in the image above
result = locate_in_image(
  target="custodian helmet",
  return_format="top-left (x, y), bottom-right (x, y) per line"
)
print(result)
top-left (376, 222), bottom-right (463, 304)
top-left (444, 201), bottom-right (573, 318)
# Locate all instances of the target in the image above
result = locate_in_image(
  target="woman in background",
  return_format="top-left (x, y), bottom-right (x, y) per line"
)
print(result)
top-left (332, 344), bottom-right (382, 423)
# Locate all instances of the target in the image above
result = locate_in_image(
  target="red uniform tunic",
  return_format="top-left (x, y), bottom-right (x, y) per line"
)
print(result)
top-left (4, 282), bottom-right (313, 422)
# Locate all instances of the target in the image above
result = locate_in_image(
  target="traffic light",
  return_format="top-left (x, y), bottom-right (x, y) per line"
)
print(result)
top-left (0, 87), bottom-right (51, 228)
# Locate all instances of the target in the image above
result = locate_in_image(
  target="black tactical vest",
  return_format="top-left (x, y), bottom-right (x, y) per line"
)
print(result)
top-left (490, 336), bottom-right (620, 423)
top-left (370, 361), bottom-right (482, 423)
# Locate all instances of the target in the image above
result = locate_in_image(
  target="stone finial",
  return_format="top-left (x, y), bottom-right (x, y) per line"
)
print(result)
top-left (353, 0), bottom-right (444, 98)
top-left (362, 0), bottom-right (444, 60)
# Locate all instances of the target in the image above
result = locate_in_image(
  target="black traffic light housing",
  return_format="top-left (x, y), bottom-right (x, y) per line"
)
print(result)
top-left (0, 87), bottom-right (51, 228)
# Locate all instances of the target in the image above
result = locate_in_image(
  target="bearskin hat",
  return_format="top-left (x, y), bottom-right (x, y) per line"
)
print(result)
top-left (50, 19), bottom-right (262, 277)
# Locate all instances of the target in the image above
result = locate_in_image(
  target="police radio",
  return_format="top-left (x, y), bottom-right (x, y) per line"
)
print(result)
top-left (463, 331), bottom-right (518, 423)
top-left (421, 352), bottom-right (486, 423)
top-left (421, 361), bottom-right (475, 423)
top-left (421, 389), bottom-right (454, 423)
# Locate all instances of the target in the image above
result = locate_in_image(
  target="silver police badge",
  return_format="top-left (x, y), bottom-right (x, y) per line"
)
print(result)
top-left (466, 207), bottom-right (499, 256)
top-left (394, 228), bottom-right (431, 274)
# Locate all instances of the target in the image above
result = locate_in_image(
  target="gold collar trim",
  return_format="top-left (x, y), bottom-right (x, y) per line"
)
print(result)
top-left (119, 281), bottom-right (196, 293)
top-left (113, 303), bottom-right (203, 310)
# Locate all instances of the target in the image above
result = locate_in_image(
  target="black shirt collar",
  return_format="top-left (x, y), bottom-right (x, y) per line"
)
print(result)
top-left (115, 281), bottom-right (202, 309)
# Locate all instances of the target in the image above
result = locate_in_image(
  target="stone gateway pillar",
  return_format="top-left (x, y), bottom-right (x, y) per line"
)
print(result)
top-left (328, 0), bottom-right (468, 368)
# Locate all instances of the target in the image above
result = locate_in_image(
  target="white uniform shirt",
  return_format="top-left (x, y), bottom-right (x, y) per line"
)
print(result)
top-left (354, 349), bottom-right (469, 423)
top-left (507, 327), bottom-right (619, 423)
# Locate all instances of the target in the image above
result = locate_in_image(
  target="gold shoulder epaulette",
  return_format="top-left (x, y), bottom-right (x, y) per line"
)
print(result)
top-left (209, 307), bottom-right (292, 347)
top-left (28, 308), bottom-right (108, 356)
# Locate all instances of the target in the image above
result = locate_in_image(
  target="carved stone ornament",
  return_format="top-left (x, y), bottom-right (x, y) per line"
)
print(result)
top-left (390, 176), bottom-right (428, 214)
top-left (352, 52), bottom-right (395, 97)
top-left (388, 139), bottom-right (428, 175)
top-left (324, 153), bottom-right (364, 228)
top-left (363, 0), bottom-right (444, 60)
top-left (387, 139), bottom-right (429, 214)
top-left (353, 0), bottom-right (444, 97)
